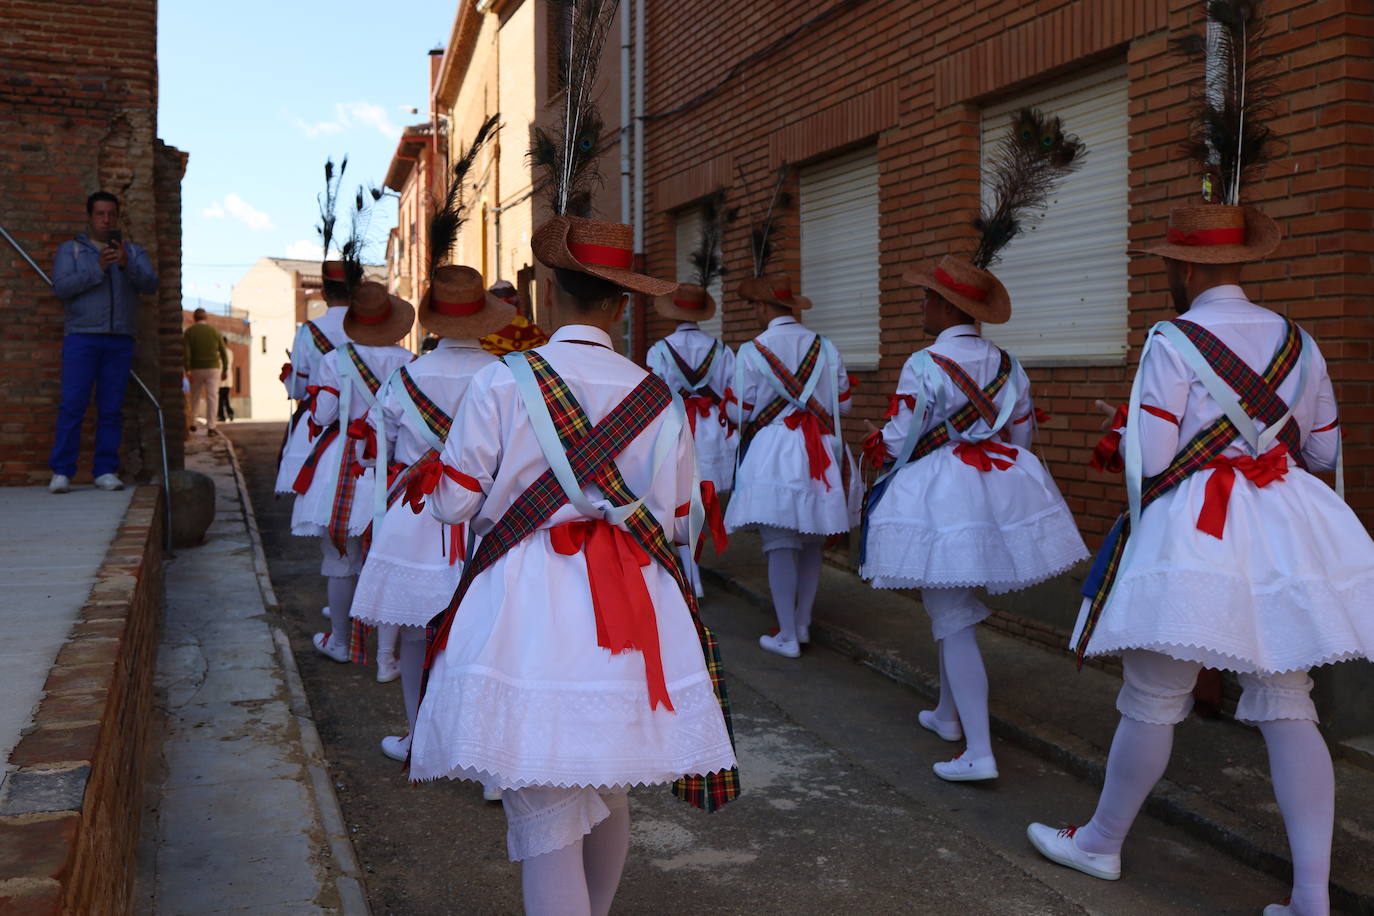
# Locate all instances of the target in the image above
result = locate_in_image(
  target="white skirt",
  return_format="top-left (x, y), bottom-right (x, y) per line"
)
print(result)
top-left (1072, 462), bottom-right (1374, 675)
top-left (351, 500), bottom-right (463, 628)
top-left (861, 444), bottom-right (1088, 593)
top-left (691, 406), bottom-right (737, 492)
top-left (273, 411), bottom-right (313, 494)
top-left (725, 424), bottom-right (860, 536)
top-left (409, 528), bottom-right (738, 790)
top-left (290, 432), bottom-right (376, 538)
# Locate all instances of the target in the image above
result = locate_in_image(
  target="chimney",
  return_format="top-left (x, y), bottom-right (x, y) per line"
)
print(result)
top-left (429, 47), bottom-right (444, 96)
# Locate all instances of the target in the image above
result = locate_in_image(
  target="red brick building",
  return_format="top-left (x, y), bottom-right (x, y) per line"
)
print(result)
top-left (0, 0), bottom-right (187, 484)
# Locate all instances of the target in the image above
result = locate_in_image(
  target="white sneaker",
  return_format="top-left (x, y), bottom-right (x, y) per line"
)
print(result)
top-left (93, 473), bottom-right (125, 491)
top-left (48, 474), bottom-right (71, 494)
top-left (312, 632), bottom-right (350, 663)
top-left (482, 784), bottom-right (503, 802)
top-left (376, 654), bottom-right (401, 683)
top-left (933, 752), bottom-right (998, 782)
top-left (758, 633), bottom-right (801, 659)
top-left (380, 734), bottom-right (411, 762)
top-left (1026, 823), bottom-right (1121, 881)
top-left (918, 709), bottom-right (964, 743)
top-left (1262, 906), bottom-right (1294, 915)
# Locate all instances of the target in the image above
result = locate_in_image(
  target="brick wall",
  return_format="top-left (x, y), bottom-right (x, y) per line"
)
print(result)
top-left (639, 0), bottom-right (1374, 545)
top-left (0, 0), bottom-right (186, 485)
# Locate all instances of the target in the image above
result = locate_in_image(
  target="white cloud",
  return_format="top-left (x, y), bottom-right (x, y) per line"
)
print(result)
top-left (202, 201), bottom-right (226, 220)
top-left (201, 193), bottom-right (276, 232)
top-left (283, 100), bottom-right (401, 141)
top-left (285, 239), bottom-right (320, 260)
top-left (339, 101), bottom-right (400, 139)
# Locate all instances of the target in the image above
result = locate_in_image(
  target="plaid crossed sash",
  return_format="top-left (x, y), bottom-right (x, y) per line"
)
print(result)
top-left (326, 345), bottom-right (385, 556)
top-left (859, 349), bottom-right (1014, 564)
top-left (398, 366), bottom-right (454, 443)
top-left (305, 320), bottom-right (334, 356)
top-left (426, 352), bottom-right (741, 811)
top-left (740, 336), bottom-right (830, 451)
top-left (1074, 318), bottom-right (1304, 665)
top-left (664, 340), bottom-right (728, 438)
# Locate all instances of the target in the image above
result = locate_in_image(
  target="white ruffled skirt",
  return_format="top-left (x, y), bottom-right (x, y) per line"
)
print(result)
top-left (1072, 462), bottom-right (1374, 675)
top-left (289, 432), bottom-right (375, 538)
top-left (410, 528), bottom-right (738, 789)
top-left (861, 444), bottom-right (1088, 593)
top-left (725, 423), bottom-right (860, 536)
top-left (351, 500), bottom-right (463, 628)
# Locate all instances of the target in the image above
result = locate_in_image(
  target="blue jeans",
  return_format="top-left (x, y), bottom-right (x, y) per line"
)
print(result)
top-left (49, 333), bottom-right (135, 478)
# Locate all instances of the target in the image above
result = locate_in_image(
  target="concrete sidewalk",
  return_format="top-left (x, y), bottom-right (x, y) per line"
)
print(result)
top-left (702, 532), bottom-right (1374, 913)
top-left (136, 434), bottom-right (368, 915)
top-left (0, 486), bottom-right (131, 791)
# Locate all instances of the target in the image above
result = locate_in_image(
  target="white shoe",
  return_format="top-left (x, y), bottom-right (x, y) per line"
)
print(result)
top-left (376, 654), bottom-right (401, 683)
top-left (48, 474), bottom-right (71, 494)
top-left (918, 709), bottom-right (964, 743)
top-left (933, 752), bottom-right (998, 782)
top-left (321, 605), bottom-right (332, 620)
top-left (759, 633), bottom-right (801, 659)
top-left (380, 734), bottom-right (411, 762)
top-left (482, 784), bottom-right (503, 802)
top-left (93, 473), bottom-right (125, 491)
top-left (312, 632), bottom-right (350, 663)
top-left (1026, 823), bottom-right (1121, 881)
top-left (1262, 906), bottom-right (1294, 915)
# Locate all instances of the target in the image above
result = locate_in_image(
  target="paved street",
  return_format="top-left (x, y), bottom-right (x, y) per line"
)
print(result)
top-left (226, 421), bottom-right (1293, 915)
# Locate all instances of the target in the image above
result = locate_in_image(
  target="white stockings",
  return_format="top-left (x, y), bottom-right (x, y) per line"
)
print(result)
top-left (764, 537), bottom-right (824, 642)
top-left (518, 801), bottom-right (630, 916)
top-left (398, 626), bottom-right (426, 733)
top-left (936, 625), bottom-right (992, 760)
top-left (325, 575), bottom-right (357, 648)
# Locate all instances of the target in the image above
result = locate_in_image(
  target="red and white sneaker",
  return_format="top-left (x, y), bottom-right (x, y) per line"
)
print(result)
top-left (1026, 823), bottom-right (1121, 880)
top-left (312, 632), bottom-right (350, 663)
top-left (933, 751), bottom-right (998, 782)
top-left (380, 733), bottom-right (410, 762)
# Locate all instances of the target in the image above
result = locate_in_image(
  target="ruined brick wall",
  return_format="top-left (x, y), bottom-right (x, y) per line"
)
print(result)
top-left (0, 0), bottom-right (186, 484)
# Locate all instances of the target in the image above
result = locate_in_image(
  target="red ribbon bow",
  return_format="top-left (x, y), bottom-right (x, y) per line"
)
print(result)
top-left (346, 417), bottom-right (377, 461)
top-left (402, 456), bottom-right (463, 514)
top-left (279, 362), bottom-right (293, 383)
top-left (784, 410), bottom-right (833, 489)
top-left (696, 480), bottom-right (729, 560)
top-left (549, 520), bottom-right (673, 711)
top-left (1088, 405), bottom-right (1130, 473)
top-left (682, 395), bottom-right (715, 437)
top-left (885, 394), bottom-right (916, 419)
top-left (443, 522), bottom-right (466, 566)
top-left (861, 428), bottom-right (889, 469)
top-left (1197, 444), bottom-right (1289, 539)
top-left (953, 438), bottom-right (1019, 472)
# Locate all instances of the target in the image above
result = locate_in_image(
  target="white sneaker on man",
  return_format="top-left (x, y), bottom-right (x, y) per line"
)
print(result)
top-left (918, 709), bottom-right (964, 743)
top-left (758, 633), bottom-right (801, 659)
top-left (376, 654), bottom-right (401, 683)
top-left (312, 632), bottom-right (350, 663)
top-left (49, 474), bottom-right (71, 494)
top-left (1026, 823), bottom-right (1121, 880)
top-left (380, 734), bottom-right (411, 762)
top-left (933, 752), bottom-right (998, 782)
top-left (93, 473), bottom-right (125, 491)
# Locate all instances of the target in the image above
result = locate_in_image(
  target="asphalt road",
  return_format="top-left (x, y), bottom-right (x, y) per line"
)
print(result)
top-left (226, 421), bottom-right (1291, 915)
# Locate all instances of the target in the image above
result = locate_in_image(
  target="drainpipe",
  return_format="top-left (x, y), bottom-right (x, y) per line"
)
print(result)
top-left (632, 0), bottom-right (646, 360)
top-left (620, 0), bottom-right (633, 350)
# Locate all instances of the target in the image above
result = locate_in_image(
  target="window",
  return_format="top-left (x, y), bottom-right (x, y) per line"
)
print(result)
top-left (800, 145), bottom-right (881, 370)
top-left (979, 66), bottom-right (1129, 364)
top-left (673, 204), bottom-right (724, 338)
top-left (261, 336), bottom-right (267, 355)
top-left (233, 366), bottom-right (242, 394)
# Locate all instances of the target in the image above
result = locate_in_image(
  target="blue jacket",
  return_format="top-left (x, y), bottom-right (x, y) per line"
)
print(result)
top-left (52, 233), bottom-right (159, 336)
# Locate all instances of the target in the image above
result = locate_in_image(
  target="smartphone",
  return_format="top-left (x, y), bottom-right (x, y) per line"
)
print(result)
top-left (108, 229), bottom-right (122, 248)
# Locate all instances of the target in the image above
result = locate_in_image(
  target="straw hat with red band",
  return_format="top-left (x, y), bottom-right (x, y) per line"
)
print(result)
top-left (343, 281), bottom-right (416, 346)
top-left (1131, 204), bottom-right (1280, 264)
top-left (904, 255), bottom-right (1011, 325)
top-left (322, 260), bottom-right (347, 283)
top-left (418, 265), bottom-right (515, 339)
top-left (532, 215), bottom-right (676, 297)
top-left (738, 274), bottom-right (812, 311)
top-left (654, 282), bottom-right (717, 323)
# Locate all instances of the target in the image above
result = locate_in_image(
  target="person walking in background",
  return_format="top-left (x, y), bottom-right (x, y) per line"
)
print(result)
top-left (48, 190), bottom-right (159, 493)
top-left (217, 346), bottom-right (236, 422)
top-left (184, 307), bottom-right (228, 432)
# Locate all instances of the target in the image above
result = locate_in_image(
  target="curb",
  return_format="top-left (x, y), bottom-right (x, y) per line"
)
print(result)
top-left (219, 433), bottom-right (371, 916)
top-left (699, 563), bottom-right (1372, 915)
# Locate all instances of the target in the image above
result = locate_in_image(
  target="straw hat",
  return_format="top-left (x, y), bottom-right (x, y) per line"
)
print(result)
top-left (738, 274), bottom-right (812, 311)
top-left (904, 255), bottom-right (1011, 324)
top-left (532, 215), bottom-right (676, 297)
top-left (417, 266), bottom-right (515, 339)
top-left (321, 260), bottom-right (346, 283)
top-left (343, 281), bottom-right (416, 346)
top-left (1132, 205), bottom-right (1280, 264)
top-left (654, 283), bottom-right (717, 322)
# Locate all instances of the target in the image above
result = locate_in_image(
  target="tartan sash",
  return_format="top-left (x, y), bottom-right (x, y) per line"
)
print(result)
top-left (326, 346), bottom-right (386, 556)
top-left (398, 366), bottom-right (453, 446)
top-left (740, 336), bottom-right (832, 451)
top-left (860, 349), bottom-right (1014, 564)
top-left (664, 340), bottom-right (723, 401)
top-left (1074, 318), bottom-right (1304, 664)
top-left (426, 352), bottom-right (741, 811)
top-left (305, 320), bottom-right (334, 355)
top-left (292, 422), bottom-right (339, 493)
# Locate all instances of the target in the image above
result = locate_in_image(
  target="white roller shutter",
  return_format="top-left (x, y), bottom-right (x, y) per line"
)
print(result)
top-left (980, 66), bottom-right (1129, 364)
top-left (800, 146), bottom-right (881, 370)
top-left (673, 205), bottom-right (723, 338)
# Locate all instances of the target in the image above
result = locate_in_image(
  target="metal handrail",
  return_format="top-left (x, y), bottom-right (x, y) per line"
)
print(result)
top-left (1, 221), bottom-right (173, 550)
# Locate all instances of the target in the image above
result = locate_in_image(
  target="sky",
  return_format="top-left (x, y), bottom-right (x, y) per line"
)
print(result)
top-left (158, 0), bottom-right (460, 308)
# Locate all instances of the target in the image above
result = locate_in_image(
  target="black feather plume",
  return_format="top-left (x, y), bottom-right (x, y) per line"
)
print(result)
top-left (1174, 0), bottom-right (1278, 204)
top-left (429, 113), bottom-right (501, 276)
top-left (971, 108), bottom-right (1085, 269)
top-left (340, 185), bottom-right (378, 292)
top-left (736, 164), bottom-right (792, 277)
top-left (315, 155), bottom-right (347, 260)
top-left (689, 191), bottom-right (726, 289)
top-left (529, 0), bottom-right (619, 215)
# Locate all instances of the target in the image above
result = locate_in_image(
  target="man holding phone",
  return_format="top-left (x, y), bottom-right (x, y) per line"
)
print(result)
top-left (47, 191), bottom-right (159, 493)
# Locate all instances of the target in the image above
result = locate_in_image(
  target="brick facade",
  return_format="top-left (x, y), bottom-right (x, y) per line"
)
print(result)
top-left (0, 0), bottom-right (186, 485)
top-left (638, 0), bottom-right (1373, 545)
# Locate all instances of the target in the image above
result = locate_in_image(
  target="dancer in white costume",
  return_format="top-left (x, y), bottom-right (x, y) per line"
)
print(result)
top-left (292, 281), bottom-right (414, 664)
top-left (646, 281), bottom-right (735, 595)
top-left (861, 109), bottom-right (1088, 782)
top-left (1029, 9), bottom-right (1374, 913)
top-left (724, 274), bottom-right (860, 659)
